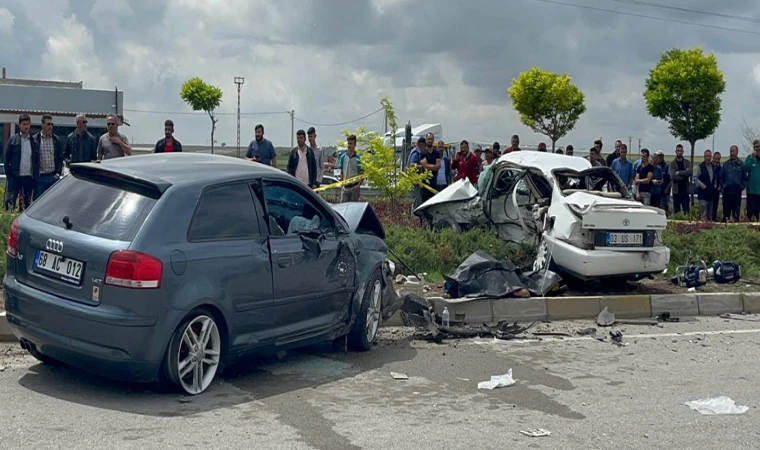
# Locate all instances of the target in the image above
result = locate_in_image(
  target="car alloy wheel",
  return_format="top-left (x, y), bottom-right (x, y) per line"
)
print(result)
top-left (176, 315), bottom-right (221, 395)
top-left (365, 279), bottom-right (382, 343)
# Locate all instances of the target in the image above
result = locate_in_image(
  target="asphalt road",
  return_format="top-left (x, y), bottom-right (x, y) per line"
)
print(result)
top-left (1, 317), bottom-right (759, 449)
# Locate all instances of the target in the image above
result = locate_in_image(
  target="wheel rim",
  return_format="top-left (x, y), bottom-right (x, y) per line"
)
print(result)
top-left (365, 280), bottom-right (382, 343)
top-left (177, 315), bottom-right (221, 395)
top-left (533, 240), bottom-right (548, 272)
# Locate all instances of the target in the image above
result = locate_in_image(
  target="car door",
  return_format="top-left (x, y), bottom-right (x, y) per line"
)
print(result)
top-left (185, 181), bottom-right (276, 350)
top-left (484, 166), bottom-right (541, 242)
top-left (255, 179), bottom-right (355, 345)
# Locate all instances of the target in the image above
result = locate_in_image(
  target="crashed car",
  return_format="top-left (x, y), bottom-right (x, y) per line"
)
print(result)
top-left (415, 151), bottom-right (670, 281)
top-left (4, 153), bottom-right (400, 395)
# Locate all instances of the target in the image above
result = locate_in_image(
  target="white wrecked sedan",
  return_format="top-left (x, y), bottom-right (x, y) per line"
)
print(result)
top-left (414, 151), bottom-right (670, 281)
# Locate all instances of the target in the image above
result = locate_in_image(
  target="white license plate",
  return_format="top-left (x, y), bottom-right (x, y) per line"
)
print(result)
top-left (606, 232), bottom-right (643, 246)
top-left (34, 250), bottom-right (84, 283)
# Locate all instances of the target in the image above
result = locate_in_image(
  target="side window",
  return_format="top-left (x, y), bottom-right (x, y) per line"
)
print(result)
top-left (262, 183), bottom-right (332, 236)
top-left (188, 183), bottom-right (260, 241)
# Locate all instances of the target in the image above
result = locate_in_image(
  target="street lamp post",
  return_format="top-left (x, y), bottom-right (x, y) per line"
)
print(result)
top-left (234, 76), bottom-right (245, 158)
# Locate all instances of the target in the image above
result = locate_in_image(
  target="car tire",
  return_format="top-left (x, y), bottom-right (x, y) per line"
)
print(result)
top-left (163, 308), bottom-right (223, 395)
top-left (348, 269), bottom-right (383, 352)
top-left (434, 217), bottom-right (462, 233)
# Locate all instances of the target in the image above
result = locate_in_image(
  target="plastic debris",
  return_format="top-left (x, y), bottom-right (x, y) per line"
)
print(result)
top-left (519, 429), bottom-right (551, 438)
top-left (610, 331), bottom-right (627, 347)
top-left (685, 396), bottom-right (748, 415)
top-left (390, 372), bottom-right (409, 380)
top-left (719, 313), bottom-right (760, 322)
top-left (596, 307), bottom-right (615, 327)
top-left (477, 369), bottom-right (516, 390)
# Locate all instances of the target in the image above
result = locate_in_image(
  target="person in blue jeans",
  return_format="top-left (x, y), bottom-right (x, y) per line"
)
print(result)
top-left (610, 144), bottom-right (635, 193)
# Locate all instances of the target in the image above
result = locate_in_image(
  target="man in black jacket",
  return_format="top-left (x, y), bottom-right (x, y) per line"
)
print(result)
top-left (65, 114), bottom-right (97, 165)
top-left (32, 114), bottom-right (65, 199)
top-left (154, 119), bottom-right (183, 153)
top-left (286, 129), bottom-right (318, 188)
top-left (4, 114), bottom-right (38, 210)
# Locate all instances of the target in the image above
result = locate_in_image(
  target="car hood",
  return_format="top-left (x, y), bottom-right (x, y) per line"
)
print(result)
top-left (330, 202), bottom-right (385, 239)
top-left (414, 179), bottom-right (478, 213)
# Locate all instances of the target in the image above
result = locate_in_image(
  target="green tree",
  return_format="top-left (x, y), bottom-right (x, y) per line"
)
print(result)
top-left (507, 66), bottom-right (586, 151)
top-left (337, 97), bottom-right (429, 208)
top-left (643, 47), bottom-right (726, 186)
top-left (180, 77), bottom-right (223, 154)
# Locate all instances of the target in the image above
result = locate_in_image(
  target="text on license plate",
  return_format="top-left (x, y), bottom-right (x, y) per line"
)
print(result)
top-left (34, 250), bottom-right (84, 283)
top-left (605, 232), bottom-right (643, 246)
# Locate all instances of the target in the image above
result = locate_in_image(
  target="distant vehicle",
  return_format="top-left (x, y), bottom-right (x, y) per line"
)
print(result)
top-left (4, 153), bottom-right (399, 395)
top-left (415, 151), bottom-right (670, 282)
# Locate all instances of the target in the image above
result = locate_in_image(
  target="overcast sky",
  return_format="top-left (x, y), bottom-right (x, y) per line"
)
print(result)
top-left (1, 0), bottom-right (760, 155)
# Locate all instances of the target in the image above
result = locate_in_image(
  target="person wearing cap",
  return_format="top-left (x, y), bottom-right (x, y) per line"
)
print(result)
top-left (565, 144), bottom-right (574, 156)
top-left (408, 136), bottom-right (428, 212)
top-left (537, 142), bottom-right (547, 152)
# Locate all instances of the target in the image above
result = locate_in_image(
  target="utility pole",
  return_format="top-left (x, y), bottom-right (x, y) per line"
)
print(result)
top-left (628, 136), bottom-right (633, 151)
top-left (234, 76), bottom-right (245, 158)
top-left (288, 110), bottom-right (295, 149)
top-left (383, 110), bottom-right (388, 135)
top-left (712, 133), bottom-right (715, 150)
top-left (638, 138), bottom-right (642, 151)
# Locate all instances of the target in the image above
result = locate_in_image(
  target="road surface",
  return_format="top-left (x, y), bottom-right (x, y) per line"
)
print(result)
top-left (1, 317), bottom-right (758, 449)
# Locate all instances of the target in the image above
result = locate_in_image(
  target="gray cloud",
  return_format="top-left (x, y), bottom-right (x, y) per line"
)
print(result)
top-left (0, 0), bottom-right (759, 154)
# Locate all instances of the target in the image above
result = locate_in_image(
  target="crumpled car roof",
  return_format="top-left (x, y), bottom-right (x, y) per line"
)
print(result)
top-left (497, 151), bottom-right (591, 177)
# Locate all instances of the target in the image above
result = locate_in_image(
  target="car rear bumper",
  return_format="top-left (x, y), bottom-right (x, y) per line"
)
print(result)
top-left (3, 276), bottom-right (182, 383)
top-left (546, 236), bottom-right (670, 279)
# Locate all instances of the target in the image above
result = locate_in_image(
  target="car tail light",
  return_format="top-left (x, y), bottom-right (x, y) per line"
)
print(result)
top-left (105, 250), bottom-right (162, 289)
top-left (7, 219), bottom-right (18, 258)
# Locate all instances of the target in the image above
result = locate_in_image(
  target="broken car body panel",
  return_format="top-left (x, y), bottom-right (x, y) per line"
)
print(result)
top-left (414, 152), bottom-right (670, 280)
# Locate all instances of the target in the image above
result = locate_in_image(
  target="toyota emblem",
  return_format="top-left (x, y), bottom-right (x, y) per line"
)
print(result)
top-left (622, 219), bottom-right (631, 227)
top-left (45, 238), bottom-right (64, 253)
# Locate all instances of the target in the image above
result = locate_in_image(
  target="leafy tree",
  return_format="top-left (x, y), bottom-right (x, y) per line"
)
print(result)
top-left (337, 97), bottom-right (429, 208)
top-left (644, 47), bottom-right (726, 182)
top-left (180, 77), bottom-right (223, 154)
top-left (507, 66), bottom-right (586, 151)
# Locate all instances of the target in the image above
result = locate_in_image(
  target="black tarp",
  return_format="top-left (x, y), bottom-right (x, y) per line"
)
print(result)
top-left (444, 250), bottom-right (562, 298)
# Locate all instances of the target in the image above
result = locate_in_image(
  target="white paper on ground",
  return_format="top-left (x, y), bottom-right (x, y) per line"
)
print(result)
top-left (685, 396), bottom-right (749, 415)
top-left (478, 368), bottom-right (516, 390)
top-left (519, 429), bottom-right (551, 437)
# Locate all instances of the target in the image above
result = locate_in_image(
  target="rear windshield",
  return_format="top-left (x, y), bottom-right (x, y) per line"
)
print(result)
top-left (25, 174), bottom-right (158, 241)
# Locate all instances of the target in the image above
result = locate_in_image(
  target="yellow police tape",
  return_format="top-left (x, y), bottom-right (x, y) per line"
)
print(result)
top-left (312, 174), bottom-right (366, 193)
top-left (313, 174), bottom-right (439, 195)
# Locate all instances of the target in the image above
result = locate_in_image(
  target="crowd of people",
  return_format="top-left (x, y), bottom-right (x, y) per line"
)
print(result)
top-left (403, 132), bottom-right (760, 222)
top-left (5, 111), bottom-right (760, 222)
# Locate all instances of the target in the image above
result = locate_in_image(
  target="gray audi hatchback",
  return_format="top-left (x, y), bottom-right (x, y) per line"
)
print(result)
top-left (4, 153), bottom-right (397, 395)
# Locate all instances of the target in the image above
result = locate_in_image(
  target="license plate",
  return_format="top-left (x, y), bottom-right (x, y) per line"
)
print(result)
top-left (34, 250), bottom-right (84, 284)
top-left (605, 232), bottom-right (643, 246)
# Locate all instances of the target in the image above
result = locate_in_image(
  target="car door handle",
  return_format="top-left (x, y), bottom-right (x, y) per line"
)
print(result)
top-left (277, 257), bottom-right (292, 268)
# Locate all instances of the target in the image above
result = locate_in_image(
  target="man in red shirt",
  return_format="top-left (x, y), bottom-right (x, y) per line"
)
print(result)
top-left (503, 134), bottom-right (520, 154)
top-left (154, 119), bottom-right (183, 153)
top-left (451, 140), bottom-right (479, 185)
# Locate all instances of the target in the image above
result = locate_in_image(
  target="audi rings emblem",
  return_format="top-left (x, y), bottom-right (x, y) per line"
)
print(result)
top-left (622, 219), bottom-right (631, 227)
top-left (46, 239), bottom-right (64, 253)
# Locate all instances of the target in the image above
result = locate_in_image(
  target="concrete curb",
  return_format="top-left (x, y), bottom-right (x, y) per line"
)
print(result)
top-left (382, 292), bottom-right (757, 326)
top-left (0, 312), bottom-right (15, 342)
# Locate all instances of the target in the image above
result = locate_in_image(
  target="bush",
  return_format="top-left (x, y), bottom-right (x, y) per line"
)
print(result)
top-left (385, 224), bottom-right (535, 280)
top-left (664, 223), bottom-right (760, 276)
top-left (0, 210), bottom-right (15, 279)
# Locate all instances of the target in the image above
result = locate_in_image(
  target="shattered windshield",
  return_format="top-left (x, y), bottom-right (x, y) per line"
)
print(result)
top-left (553, 167), bottom-right (632, 199)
